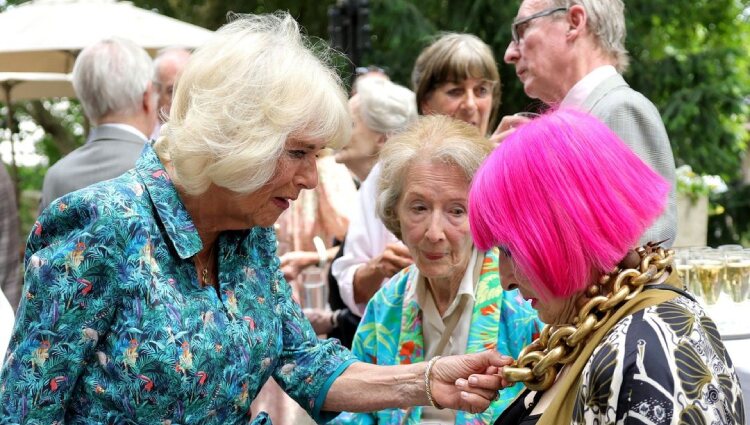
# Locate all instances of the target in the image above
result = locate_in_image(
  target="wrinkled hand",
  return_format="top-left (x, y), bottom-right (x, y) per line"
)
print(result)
top-left (430, 351), bottom-right (513, 414)
top-left (304, 308), bottom-right (334, 335)
top-left (279, 251), bottom-right (317, 282)
top-left (370, 243), bottom-right (412, 279)
top-left (488, 114), bottom-right (533, 146)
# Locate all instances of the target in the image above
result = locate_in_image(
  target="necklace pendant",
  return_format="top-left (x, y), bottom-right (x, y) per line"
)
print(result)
top-left (202, 268), bottom-right (210, 286)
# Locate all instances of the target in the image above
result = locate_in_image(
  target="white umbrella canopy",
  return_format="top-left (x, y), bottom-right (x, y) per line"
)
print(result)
top-left (0, 72), bottom-right (74, 101)
top-left (0, 0), bottom-right (213, 73)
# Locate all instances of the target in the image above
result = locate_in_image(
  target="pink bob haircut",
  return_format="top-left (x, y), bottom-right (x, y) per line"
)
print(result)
top-left (468, 108), bottom-right (670, 300)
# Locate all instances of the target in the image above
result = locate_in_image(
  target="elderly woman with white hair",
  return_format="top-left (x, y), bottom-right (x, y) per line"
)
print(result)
top-left (335, 77), bottom-right (417, 183)
top-left (0, 13), bottom-right (510, 424)
top-left (332, 116), bottom-right (542, 425)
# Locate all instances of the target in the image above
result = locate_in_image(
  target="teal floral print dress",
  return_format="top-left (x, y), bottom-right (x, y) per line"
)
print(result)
top-left (0, 144), bottom-right (357, 424)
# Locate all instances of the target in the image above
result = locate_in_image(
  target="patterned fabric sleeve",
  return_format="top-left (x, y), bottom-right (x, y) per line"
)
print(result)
top-left (324, 289), bottom-right (385, 425)
top-left (574, 298), bottom-right (745, 424)
top-left (268, 249), bottom-right (357, 422)
top-left (0, 202), bottom-right (122, 423)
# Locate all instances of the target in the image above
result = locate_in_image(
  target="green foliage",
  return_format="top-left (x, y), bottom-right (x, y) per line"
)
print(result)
top-left (131, 0), bottom-right (330, 33)
top-left (627, 0), bottom-right (750, 182)
top-left (709, 183), bottom-right (750, 246)
top-left (363, 0), bottom-right (534, 120)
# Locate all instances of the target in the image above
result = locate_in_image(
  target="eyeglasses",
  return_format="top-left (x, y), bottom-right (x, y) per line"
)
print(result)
top-left (511, 7), bottom-right (568, 44)
top-left (498, 245), bottom-right (512, 258)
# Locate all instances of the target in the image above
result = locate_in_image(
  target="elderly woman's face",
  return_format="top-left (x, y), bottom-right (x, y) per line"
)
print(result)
top-left (396, 161), bottom-right (473, 284)
top-left (497, 250), bottom-right (578, 324)
top-left (334, 95), bottom-right (383, 175)
top-left (421, 77), bottom-right (494, 135)
top-left (220, 137), bottom-right (322, 229)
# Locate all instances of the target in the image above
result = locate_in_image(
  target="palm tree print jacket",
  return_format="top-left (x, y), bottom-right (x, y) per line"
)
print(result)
top-left (0, 144), bottom-right (356, 424)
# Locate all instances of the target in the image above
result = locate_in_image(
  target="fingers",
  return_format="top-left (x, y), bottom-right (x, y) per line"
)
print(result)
top-left (483, 365), bottom-right (500, 375)
top-left (455, 377), bottom-right (500, 400)
top-left (378, 244), bottom-right (413, 276)
top-left (490, 115), bottom-right (532, 145)
top-left (461, 373), bottom-right (504, 393)
top-left (386, 243), bottom-right (412, 258)
top-left (456, 390), bottom-right (492, 414)
top-left (502, 114), bottom-right (532, 130)
top-left (384, 254), bottom-right (412, 271)
top-left (489, 129), bottom-right (515, 146)
top-left (281, 265), bottom-right (297, 282)
top-left (473, 349), bottom-right (514, 368)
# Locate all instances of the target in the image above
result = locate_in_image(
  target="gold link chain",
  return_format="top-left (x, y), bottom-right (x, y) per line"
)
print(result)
top-left (503, 243), bottom-right (674, 391)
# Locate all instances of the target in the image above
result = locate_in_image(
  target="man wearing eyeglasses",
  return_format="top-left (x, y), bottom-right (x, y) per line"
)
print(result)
top-left (494, 0), bottom-right (677, 247)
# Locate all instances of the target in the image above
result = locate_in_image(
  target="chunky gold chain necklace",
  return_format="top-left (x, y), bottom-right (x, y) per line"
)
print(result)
top-left (504, 243), bottom-right (674, 391)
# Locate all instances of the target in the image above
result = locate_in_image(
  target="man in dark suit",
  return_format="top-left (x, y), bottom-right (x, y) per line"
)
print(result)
top-left (40, 37), bottom-right (157, 211)
top-left (494, 0), bottom-right (677, 246)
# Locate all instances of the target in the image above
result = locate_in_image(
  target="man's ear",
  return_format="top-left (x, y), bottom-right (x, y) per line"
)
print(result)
top-left (566, 5), bottom-right (587, 39)
top-left (143, 81), bottom-right (157, 113)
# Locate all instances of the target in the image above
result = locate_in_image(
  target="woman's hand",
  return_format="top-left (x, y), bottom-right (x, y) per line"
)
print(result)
top-left (369, 243), bottom-right (413, 278)
top-left (279, 250), bottom-right (318, 281)
top-left (489, 114), bottom-right (533, 146)
top-left (304, 308), bottom-right (334, 335)
top-left (430, 351), bottom-right (514, 414)
top-left (353, 243), bottom-right (412, 303)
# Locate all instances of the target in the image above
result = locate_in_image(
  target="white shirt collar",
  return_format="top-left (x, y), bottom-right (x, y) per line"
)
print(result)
top-left (407, 248), bottom-right (479, 319)
top-left (561, 65), bottom-right (618, 108)
top-left (97, 123), bottom-right (149, 142)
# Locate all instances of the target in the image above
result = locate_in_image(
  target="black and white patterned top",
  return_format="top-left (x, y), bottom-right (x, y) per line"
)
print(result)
top-left (495, 294), bottom-right (745, 425)
top-left (573, 295), bottom-right (745, 424)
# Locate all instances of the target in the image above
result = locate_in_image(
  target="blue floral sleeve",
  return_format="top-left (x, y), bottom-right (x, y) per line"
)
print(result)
top-left (325, 299), bottom-right (379, 425)
top-left (0, 203), bottom-right (122, 422)
top-left (267, 251), bottom-right (357, 422)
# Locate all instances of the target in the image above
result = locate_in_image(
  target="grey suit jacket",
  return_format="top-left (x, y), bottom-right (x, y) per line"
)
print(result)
top-left (580, 73), bottom-right (677, 246)
top-left (40, 125), bottom-right (147, 211)
top-left (0, 164), bottom-right (20, 311)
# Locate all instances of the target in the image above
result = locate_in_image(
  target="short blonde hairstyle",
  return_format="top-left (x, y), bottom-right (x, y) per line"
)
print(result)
top-left (155, 12), bottom-right (350, 195)
top-left (411, 33), bottom-right (501, 131)
top-left (377, 115), bottom-right (493, 240)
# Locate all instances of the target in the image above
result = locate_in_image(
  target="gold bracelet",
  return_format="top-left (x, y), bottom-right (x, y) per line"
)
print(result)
top-left (424, 355), bottom-right (443, 410)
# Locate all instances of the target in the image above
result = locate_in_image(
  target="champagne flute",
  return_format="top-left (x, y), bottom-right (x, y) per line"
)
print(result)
top-left (687, 246), bottom-right (711, 296)
top-left (724, 250), bottom-right (750, 303)
top-left (693, 249), bottom-right (724, 305)
top-left (674, 248), bottom-right (692, 292)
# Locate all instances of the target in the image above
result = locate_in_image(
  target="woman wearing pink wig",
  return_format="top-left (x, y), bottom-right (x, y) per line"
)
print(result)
top-left (468, 109), bottom-right (744, 424)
